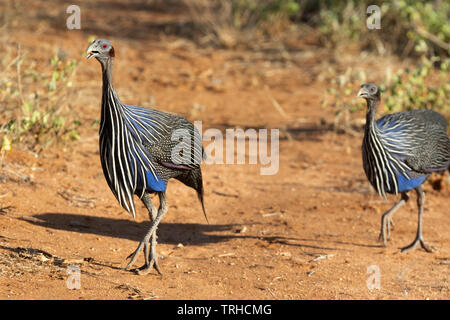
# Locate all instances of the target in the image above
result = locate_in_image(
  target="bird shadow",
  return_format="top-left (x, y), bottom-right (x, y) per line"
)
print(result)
top-left (18, 212), bottom-right (363, 252)
top-left (20, 212), bottom-right (235, 246)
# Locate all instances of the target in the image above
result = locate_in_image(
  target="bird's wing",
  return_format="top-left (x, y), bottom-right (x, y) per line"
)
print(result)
top-left (123, 104), bottom-right (203, 170)
top-left (378, 110), bottom-right (450, 174)
top-left (405, 130), bottom-right (450, 173)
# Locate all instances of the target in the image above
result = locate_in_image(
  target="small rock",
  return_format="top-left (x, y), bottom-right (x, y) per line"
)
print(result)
top-left (235, 226), bottom-right (247, 233)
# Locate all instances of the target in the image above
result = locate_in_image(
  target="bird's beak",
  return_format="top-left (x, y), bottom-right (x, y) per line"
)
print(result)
top-left (86, 43), bottom-right (99, 59)
top-left (357, 88), bottom-right (369, 98)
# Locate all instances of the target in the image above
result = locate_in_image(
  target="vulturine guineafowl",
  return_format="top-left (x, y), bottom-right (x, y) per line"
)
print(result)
top-left (86, 39), bottom-right (207, 275)
top-left (358, 83), bottom-right (450, 252)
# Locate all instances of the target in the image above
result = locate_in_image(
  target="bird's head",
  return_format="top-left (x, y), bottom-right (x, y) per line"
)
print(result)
top-left (357, 83), bottom-right (380, 102)
top-left (86, 39), bottom-right (114, 62)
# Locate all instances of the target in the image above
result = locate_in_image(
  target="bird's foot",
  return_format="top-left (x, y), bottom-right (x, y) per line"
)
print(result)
top-left (401, 236), bottom-right (433, 253)
top-left (388, 217), bottom-right (395, 231)
top-left (377, 234), bottom-right (386, 247)
top-left (125, 240), bottom-right (147, 271)
top-left (377, 232), bottom-right (386, 247)
top-left (125, 236), bottom-right (162, 275)
top-left (378, 217), bottom-right (395, 246)
top-left (134, 255), bottom-right (162, 275)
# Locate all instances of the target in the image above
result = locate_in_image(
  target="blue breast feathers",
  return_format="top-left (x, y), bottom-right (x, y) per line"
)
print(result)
top-left (145, 170), bottom-right (167, 191)
top-left (396, 172), bottom-right (427, 192)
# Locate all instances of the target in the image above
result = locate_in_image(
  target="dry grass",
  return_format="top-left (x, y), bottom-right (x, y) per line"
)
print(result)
top-left (0, 4), bottom-right (80, 153)
top-left (181, 0), bottom-right (298, 48)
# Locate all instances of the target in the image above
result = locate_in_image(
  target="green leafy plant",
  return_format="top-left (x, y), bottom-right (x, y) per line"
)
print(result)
top-left (314, 0), bottom-right (449, 58)
top-left (381, 55), bottom-right (450, 113)
top-left (0, 47), bottom-right (81, 152)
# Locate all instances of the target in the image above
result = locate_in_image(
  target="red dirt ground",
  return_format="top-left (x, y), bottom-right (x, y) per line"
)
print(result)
top-left (0, 0), bottom-right (448, 300)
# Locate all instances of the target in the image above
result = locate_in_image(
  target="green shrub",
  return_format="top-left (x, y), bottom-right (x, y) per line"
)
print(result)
top-left (314, 0), bottom-right (449, 58)
top-left (0, 49), bottom-right (81, 152)
top-left (381, 55), bottom-right (450, 113)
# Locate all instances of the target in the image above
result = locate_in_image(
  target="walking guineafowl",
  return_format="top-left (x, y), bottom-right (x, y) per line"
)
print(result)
top-left (358, 83), bottom-right (450, 252)
top-left (86, 39), bottom-right (207, 274)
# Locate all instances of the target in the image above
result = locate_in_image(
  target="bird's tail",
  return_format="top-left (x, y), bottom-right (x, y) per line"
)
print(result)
top-left (176, 168), bottom-right (209, 224)
top-left (197, 178), bottom-right (209, 224)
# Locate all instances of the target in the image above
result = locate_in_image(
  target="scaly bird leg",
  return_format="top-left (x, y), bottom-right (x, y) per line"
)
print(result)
top-left (142, 193), bottom-right (160, 272)
top-left (126, 192), bottom-right (168, 274)
top-left (378, 192), bottom-right (409, 246)
top-left (401, 186), bottom-right (433, 253)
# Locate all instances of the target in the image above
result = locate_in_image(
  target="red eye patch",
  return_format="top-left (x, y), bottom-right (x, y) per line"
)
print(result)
top-left (102, 44), bottom-right (108, 49)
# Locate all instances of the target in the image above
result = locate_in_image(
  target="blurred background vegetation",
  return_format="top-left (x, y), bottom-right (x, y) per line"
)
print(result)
top-left (0, 0), bottom-right (449, 153)
top-left (183, 0), bottom-right (449, 58)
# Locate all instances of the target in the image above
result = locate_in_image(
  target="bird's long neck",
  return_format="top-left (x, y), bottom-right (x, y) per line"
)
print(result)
top-left (365, 99), bottom-right (379, 124)
top-left (101, 58), bottom-right (120, 102)
top-left (100, 58), bottom-right (123, 127)
top-left (365, 98), bottom-right (380, 133)
top-left (99, 57), bottom-right (125, 144)
top-left (101, 58), bottom-right (114, 88)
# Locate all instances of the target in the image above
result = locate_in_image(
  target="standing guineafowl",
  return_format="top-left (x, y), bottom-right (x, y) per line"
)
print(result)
top-left (358, 83), bottom-right (450, 252)
top-left (86, 39), bottom-right (207, 274)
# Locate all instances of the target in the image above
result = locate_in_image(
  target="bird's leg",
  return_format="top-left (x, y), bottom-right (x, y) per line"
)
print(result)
top-left (126, 192), bottom-right (168, 274)
top-left (401, 187), bottom-right (433, 253)
top-left (142, 193), bottom-right (158, 267)
top-left (378, 192), bottom-right (409, 246)
top-left (138, 192), bottom-right (165, 275)
top-left (126, 193), bottom-right (155, 270)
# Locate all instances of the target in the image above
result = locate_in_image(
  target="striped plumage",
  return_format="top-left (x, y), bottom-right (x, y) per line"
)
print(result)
top-left (99, 87), bottom-right (204, 217)
top-left (358, 83), bottom-right (450, 252)
top-left (362, 109), bottom-right (449, 197)
top-left (87, 39), bottom-right (206, 274)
